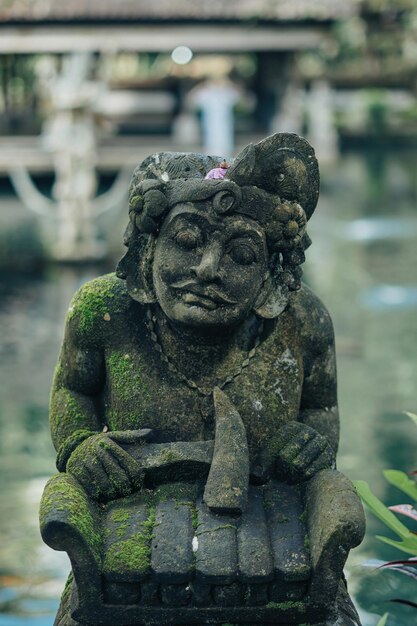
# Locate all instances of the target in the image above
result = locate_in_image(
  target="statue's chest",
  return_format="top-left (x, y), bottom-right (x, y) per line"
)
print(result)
top-left (102, 332), bottom-right (304, 450)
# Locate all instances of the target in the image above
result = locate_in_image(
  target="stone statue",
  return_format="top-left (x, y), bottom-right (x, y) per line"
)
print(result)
top-left (40, 134), bottom-right (365, 626)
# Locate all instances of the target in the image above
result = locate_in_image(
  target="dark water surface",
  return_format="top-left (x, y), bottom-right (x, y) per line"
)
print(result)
top-left (0, 150), bottom-right (416, 625)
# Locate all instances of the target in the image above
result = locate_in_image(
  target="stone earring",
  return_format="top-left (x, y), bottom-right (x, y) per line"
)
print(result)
top-left (253, 272), bottom-right (289, 319)
top-left (120, 235), bottom-right (158, 304)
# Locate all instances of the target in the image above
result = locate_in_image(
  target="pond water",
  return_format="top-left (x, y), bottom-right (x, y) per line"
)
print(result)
top-left (0, 149), bottom-right (416, 626)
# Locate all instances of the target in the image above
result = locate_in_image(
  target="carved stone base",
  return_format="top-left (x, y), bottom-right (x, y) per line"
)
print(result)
top-left (54, 576), bottom-right (361, 626)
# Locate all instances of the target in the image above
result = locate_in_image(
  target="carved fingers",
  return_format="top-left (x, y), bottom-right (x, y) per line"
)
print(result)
top-left (66, 432), bottom-right (150, 502)
top-left (274, 421), bottom-right (335, 483)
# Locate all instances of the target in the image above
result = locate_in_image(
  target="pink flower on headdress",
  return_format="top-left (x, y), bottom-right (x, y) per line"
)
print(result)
top-left (205, 160), bottom-right (229, 180)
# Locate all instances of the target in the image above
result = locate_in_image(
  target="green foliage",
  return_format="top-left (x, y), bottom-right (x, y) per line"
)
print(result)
top-left (376, 534), bottom-right (417, 555)
top-left (355, 480), bottom-right (417, 556)
top-left (355, 411), bottom-right (417, 621)
top-left (354, 412), bottom-right (417, 556)
top-left (354, 481), bottom-right (414, 546)
top-left (404, 412), bottom-right (417, 427)
top-left (383, 470), bottom-right (417, 501)
top-left (376, 613), bottom-right (389, 626)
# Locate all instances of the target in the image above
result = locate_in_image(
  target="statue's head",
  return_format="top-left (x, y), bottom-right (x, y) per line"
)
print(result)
top-left (117, 134), bottom-right (319, 330)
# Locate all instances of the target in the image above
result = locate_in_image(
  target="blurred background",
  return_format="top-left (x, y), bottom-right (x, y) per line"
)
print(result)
top-left (0, 1), bottom-right (416, 624)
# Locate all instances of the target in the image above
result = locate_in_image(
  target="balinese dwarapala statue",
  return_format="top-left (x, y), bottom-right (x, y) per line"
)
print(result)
top-left (40, 134), bottom-right (365, 626)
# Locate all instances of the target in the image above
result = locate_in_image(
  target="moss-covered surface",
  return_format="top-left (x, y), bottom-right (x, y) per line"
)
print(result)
top-left (67, 435), bottom-right (144, 502)
top-left (106, 350), bottom-right (151, 430)
top-left (60, 571), bottom-right (74, 606)
top-left (190, 504), bottom-right (199, 531)
top-left (195, 524), bottom-right (236, 536)
top-left (266, 600), bottom-right (305, 611)
top-left (110, 510), bottom-right (131, 523)
top-left (40, 474), bottom-right (101, 562)
top-left (138, 481), bottom-right (203, 508)
top-left (110, 509), bottom-right (132, 538)
top-left (104, 507), bottom-right (155, 575)
top-left (67, 274), bottom-right (126, 333)
top-left (50, 386), bottom-right (94, 441)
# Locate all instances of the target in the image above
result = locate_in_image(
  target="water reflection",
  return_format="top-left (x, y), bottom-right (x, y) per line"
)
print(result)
top-left (341, 217), bottom-right (417, 242)
top-left (0, 149), bottom-right (416, 625)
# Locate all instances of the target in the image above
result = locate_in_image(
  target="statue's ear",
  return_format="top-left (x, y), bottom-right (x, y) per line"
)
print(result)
top-left (116, 234), bottom-right (157, 304)
top-left (253, 272), bottom-right (289, 319)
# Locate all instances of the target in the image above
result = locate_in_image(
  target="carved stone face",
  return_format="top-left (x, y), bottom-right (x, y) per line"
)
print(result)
top-left (152, 203), bottom-right (269, 330)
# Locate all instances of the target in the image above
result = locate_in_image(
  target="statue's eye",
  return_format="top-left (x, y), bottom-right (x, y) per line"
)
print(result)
top-left (174, 229), bottom-right (200, 250)
top-left (228, 242), bottom-right (256, 265)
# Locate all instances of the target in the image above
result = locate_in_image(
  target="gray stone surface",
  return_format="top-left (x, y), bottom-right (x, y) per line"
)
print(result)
top-left (151, 499), bottom-right (194, 583)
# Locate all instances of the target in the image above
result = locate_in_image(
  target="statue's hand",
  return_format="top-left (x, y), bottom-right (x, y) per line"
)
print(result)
top-left (274, 421), bottom-right (335, 483)
top-left (66, 429), bottom-right (153, 502)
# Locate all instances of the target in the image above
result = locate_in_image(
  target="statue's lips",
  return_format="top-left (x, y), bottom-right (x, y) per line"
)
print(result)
top-left (170, 280), bottom-right (237, 309)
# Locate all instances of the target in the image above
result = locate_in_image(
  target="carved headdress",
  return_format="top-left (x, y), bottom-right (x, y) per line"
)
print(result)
top-left (117, 133), bottom-right (319, 318)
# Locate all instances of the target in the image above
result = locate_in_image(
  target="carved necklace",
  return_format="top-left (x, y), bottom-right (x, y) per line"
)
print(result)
top-left (146, 307), bottom-right (263, 421)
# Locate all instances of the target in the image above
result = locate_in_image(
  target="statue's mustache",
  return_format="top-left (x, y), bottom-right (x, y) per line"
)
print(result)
top-left (170, 280), bottom-right (237, 305)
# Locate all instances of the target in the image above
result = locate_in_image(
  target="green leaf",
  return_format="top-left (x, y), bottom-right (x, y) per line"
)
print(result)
top-left (404, 411), bottom-right (417, 427)
top-left (376, 613), bottom-right (389, 626)
top-left (354, 481), bottom-right (411, 539)
top-left (377, 534), bottom-right (417, 556)
top-left (383, 470), bottom-right (417, 502)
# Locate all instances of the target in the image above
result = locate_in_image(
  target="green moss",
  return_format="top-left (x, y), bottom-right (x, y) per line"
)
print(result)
top-left (266, 600), bottom-right (305, 611)
top-left (104, 507), bottom-right (155, 574)
top-left (107, 351), bottom-right (150, 429)
top-left (196, 523), bottom-right (235, 536)
top-left (158, 448), bottom-right (185, 464)
top-left (111, 510), bottom-right (130, 523)
top-left (68, 274), bottom-right (125, 333)
top-left (60, 571), bottom-right (74, 605)
top-left (299, 509), bottom-right (307, 523)
top-left (110, 509), bottom-right (132, 538)
top-left (53, 361), bottom-right (63, 382)
top-left (65, 436), bottom-right (133, 502)
top-left (304, 534), bottom-right (310, 551)
top-left (51, 387), bottom-right (89, 432)
top-left (283, 443), bottom-right (300, 463)
top-left (138, 481), bottom-right (202, 507)
top-left (190, 504), bottom-right (199, 531)
top-left (40, 475), bottom-right (101, 562)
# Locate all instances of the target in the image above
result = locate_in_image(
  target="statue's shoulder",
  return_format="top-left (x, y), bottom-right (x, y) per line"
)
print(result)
top-left (66, 273), bottom-right (137, 342)
top-left (288, 282), bottom-right (335, 349)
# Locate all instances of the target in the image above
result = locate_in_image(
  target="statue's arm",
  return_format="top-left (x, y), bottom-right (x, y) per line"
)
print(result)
top-left (272, 293), bottom-right (338, 483)
top-left (298, 308), bottom-right (339, 455)
top-left (50, 281), bottom-right (152, 502)
top-left (50, 307), bottom-right (105, 466)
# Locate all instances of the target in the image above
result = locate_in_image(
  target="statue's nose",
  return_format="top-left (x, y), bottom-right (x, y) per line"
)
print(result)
top-left (191, 244), bottom-right (222, 282)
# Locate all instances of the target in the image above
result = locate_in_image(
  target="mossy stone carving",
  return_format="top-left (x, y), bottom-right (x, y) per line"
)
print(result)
top-left (40, 134), bottom-right (365, 626)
